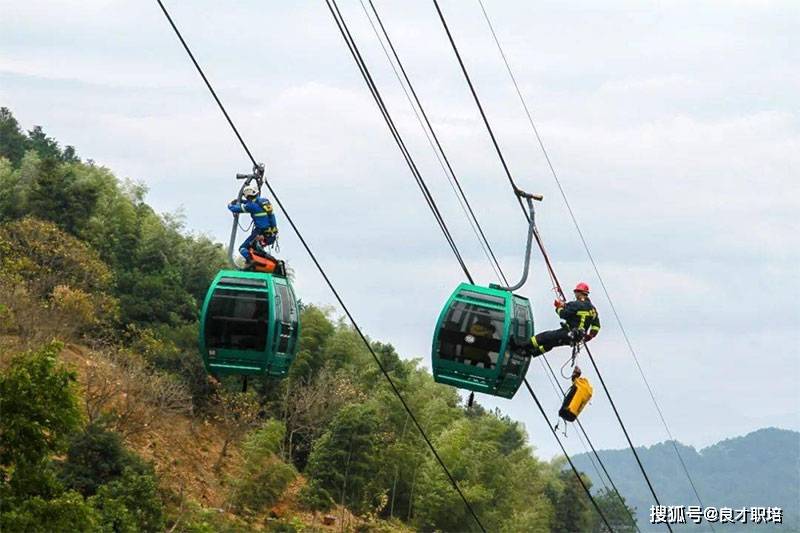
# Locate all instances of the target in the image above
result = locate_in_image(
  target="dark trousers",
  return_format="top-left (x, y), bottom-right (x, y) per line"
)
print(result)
top-left (534, 328), bottom-right (573, 355)
top-left (239, 227), bottom-right (260, 260)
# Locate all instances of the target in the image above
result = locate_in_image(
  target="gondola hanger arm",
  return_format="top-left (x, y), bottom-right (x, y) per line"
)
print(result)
top-left (492, 187), bottom-right (542, 292)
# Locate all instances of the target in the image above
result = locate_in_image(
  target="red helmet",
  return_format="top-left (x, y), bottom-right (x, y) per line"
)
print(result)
top-left (574, 282), bottom-right (590, 294)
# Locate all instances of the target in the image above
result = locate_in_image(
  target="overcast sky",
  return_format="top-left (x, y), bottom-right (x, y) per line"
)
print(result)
top-left (2, 0), bottom-right (798, 464)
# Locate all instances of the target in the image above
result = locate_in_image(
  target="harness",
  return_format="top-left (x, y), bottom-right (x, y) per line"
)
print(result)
top-left (249, 198), bottom-right (278, 244)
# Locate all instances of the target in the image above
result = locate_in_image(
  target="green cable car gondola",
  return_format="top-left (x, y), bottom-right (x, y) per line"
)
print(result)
top-left (432, 283), bottom-right (533, 398)
top-left (199, 269), bottom-right (300, 377)
top-left (431, 189), bottom-right (542, 399)
top-left (198, 165), bottom-right (300, 379)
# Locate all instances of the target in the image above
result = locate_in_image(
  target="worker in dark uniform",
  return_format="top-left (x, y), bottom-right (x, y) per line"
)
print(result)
top-left (519, 282), bottom-right (601, 356)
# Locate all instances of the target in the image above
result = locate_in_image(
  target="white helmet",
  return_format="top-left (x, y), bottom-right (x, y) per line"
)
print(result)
top-left (242, 184), bottom-right (259, 198)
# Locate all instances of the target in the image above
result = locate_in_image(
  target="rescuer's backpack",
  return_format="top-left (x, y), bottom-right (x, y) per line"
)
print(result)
top-left (558, 376), bottom-right (593, 422)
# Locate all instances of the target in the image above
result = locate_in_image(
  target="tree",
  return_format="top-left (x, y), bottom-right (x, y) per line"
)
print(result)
top-left (213, 390), bottom-right (261, 472)
top-left (89, 466), bottom-right (164, 532)
top-left (1, 491), bottom-right (99, 533)
top-left (0, 342), bottom-right (82, 468)
top-left (591, 488), bottom-right (637, 532)
top-left (0, 107), bottom-right (28, 166)
top-left (283, 364), bottom-right (363, 468)
top-left (26, 158), bottom-right (98, 235)
top-left (287, 305), bottom-right (336, 383)
top-left (547, 467), bottom-right (595, 533)
top-left (0, 342), bottom-right (95, 532)
top-left (26, 125), bottom-right (65, 162)
top-left (305, 403), bottom-right (383, 514)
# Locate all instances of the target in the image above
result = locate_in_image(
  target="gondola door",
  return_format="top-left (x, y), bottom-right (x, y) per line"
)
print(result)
top-left (268, 278), bottom-right (300, 377)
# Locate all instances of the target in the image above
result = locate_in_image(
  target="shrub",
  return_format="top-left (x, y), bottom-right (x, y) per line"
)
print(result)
top-left (0, 490), bottom-right (99, 533)
top-left (0, 217), bottom-right (112, 296)
top-left (229, 421), bottom-right (297, 514)
top-left (89, 466), bottom-right (164, 533)
top-left (298, 479), bottom-right (335, 512)
top-left (59, 422), bottom-right (149, 497)
top-left (0, 341), bottom-right (82, 467)
top-left (82, 349), bottom-right (192, 436)
top-left (128, 325), bottom-right (216, 412)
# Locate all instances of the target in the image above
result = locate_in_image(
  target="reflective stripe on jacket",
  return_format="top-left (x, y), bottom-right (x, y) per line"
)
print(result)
top-left (556, 298), bottom-right (601, 334)
top-left (228, 197), bottom-right (278, 232)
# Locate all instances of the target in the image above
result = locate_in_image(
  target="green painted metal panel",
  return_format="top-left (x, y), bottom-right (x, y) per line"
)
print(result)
top-left (432, 282), bottom-right (534, 399)
top-left (199, 269), bottom-right (300, 378)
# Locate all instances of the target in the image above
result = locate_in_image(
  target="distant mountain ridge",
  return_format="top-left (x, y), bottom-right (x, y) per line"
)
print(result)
top-left (572, 427), bottom-right (800, 531)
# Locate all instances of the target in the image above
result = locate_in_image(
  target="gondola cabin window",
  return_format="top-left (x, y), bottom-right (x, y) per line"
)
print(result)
top-left (439, 298), bottom-right (504, 369)
top-left (205, 288), bottom-right (269, 351)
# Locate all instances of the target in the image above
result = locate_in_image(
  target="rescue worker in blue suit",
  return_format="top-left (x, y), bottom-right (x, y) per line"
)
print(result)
top-left (228, 184), bottom-right (278, 264)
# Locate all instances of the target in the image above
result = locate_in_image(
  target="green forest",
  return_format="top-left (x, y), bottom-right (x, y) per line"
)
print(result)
top-left (0, 107), bottom-right (636, 532)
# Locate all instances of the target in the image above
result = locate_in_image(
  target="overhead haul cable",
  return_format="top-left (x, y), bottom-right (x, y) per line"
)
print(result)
top-left (431, 1), bottom-right (670, 529)
top-left (358, 0), bottom-right (506, 285)
top-left (323, 0), bottom-right (474, 284)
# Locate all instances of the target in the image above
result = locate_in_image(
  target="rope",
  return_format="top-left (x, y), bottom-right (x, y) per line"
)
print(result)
top-left (431, 0), bottom-right (529, 222)
top-left (539, 230), bottom-right (670, 528)
top-left (329, 1), bottom-right (619, 528)
top-left (154, 1), bottom-right (483, 530)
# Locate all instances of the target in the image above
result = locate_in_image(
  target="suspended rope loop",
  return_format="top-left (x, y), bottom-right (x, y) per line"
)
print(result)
top-left (155, 1), bottom-right (484, 530)
top-left (560, 356), bottom-right (573, 381)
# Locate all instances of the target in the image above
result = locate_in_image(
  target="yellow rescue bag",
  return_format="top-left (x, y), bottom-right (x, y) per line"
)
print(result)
top-left (558, 376), bottom-right (593, 422)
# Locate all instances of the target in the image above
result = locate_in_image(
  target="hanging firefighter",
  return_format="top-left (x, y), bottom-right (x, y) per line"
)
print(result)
top-left (516, 282), bottom-right (601, 357)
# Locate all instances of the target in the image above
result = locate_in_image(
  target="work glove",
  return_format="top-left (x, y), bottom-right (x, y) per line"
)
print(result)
top-left (583, 331), bottom-right (597, 343)
top-left (553, 299), bottom-right (565, 309)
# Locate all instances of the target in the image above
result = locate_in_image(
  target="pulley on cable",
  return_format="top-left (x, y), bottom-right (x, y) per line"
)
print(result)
top-left (431, 188), bottom-right (542, 398)
top-left (198, 164), bottom-right (301, 380)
